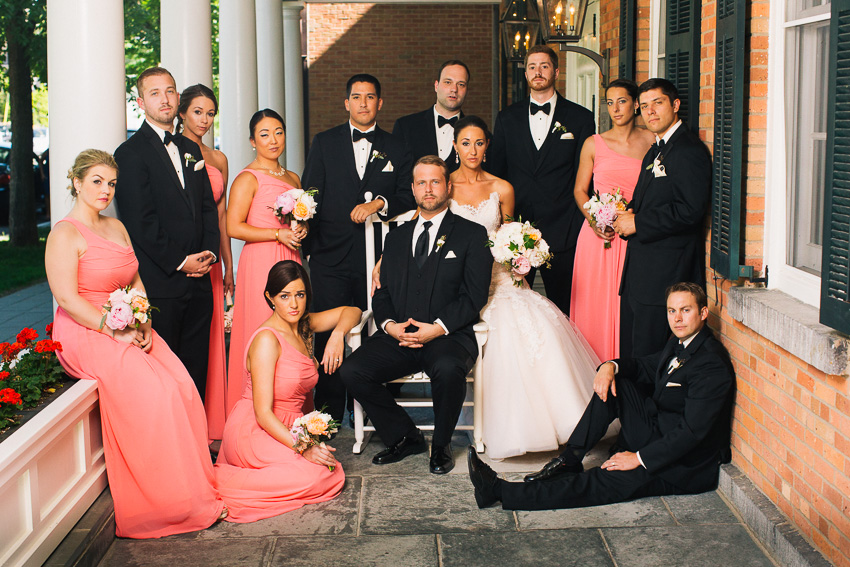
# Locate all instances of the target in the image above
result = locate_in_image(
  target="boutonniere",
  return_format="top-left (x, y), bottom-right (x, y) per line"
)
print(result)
top-left (646, 153), bottom-right (666, 171)
top-left (370, 150), bottom-right (387, 163)
top-left (184, 153), bottom-right (197, 168)
top-left (435, 235), bottom-right (446, 251)
top-left (668, 355), bottom-right (689, 374)
top-left (551, 121), bottom-right (569, 134)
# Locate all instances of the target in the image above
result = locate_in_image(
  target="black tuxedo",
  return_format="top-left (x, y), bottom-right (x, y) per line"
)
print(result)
top-left (501, 327), bottom-right (735, 510)
top-left (113, 121), bottom-right (220, 399)
top-left (392, 108), bottom-right (463, 172)
top-left (487, 94), bottom-right (594, 314)
top-left (301, 122), bottom-right (414, 419)
top-left (340, 210), bottom-right (492, 447)
top-left (619, 124), bottom-right (711, 357)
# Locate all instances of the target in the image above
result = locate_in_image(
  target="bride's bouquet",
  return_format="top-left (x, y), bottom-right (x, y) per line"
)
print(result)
top-left (100, 286), bottom-right (157, 331)
top-left (487, 220), bottom-right (552, 286)
top-left (269, 187), bottom-right (318, 230)
top-left (582, 188), bottom-right (628, 249)
top-left (290, 410), bottom-right (340, 471)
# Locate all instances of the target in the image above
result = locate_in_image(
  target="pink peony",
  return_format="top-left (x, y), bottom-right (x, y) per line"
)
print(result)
top-left (595, 203), bottom-right (617, 229)
top-left (512, 255), bottom-right (531, 276)
top-left (106, 302), bottom-right (135, 330)
top-left (274, 192), bottom-right (297, 215)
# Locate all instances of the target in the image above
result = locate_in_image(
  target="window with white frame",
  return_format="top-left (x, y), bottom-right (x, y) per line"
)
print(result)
top-left (785, 0), bottom-right (830, 276)
top-left (649, 0), bottom-right (667, 77)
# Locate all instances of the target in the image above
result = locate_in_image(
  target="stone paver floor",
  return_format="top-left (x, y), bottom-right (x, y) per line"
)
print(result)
top-left (98, 426), bottom-right (779, 567)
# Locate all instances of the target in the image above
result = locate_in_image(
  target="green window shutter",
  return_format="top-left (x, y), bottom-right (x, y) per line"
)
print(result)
top-left (709, 0), bottom-right (747, 279)
top-left (821, 0), bottom-right (850, 333)
top-left (665, 0), bottom-right (701, 132)
top-left (619, 0), bottom-right (636, 79)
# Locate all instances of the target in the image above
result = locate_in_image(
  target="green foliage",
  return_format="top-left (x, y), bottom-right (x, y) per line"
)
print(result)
top-left (0, 324), bottom-right (65, 426)
top-left (123, 0), bottom-right (161, 96)
top-left (0, 225), bottom-right (47, 296)
top-left (0, 0), bottom-right (47, 89)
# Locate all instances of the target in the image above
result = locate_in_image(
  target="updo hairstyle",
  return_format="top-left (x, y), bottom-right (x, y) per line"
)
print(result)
top-left (67, 149), bottom-right (118, 198)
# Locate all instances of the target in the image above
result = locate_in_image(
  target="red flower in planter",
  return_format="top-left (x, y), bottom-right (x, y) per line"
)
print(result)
top-left (35, 340), bottom-right (63, 354)
top-left (16, 328), bottom-right (38, 344)
top-left (0, 388), bottom-right (23, 405)
top-left (45, 323), bottom-right (53, 338)
top-left (0, 343), bottom-right (9, 360)
top-left (0, 371), bottom-right (9, 381)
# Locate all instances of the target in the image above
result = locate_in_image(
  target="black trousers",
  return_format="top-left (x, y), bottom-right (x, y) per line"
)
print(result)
top-left (150, 278), bottom-right (213, 403)
top-left (619, 292), bottom-right (670, 358)
top-left (309, 257), bottom-right (368, 421)
top-left (339, 333), bottom-right (475, 447)
top-left (501, 376), bottom-right (689, 510)
top-left (525, 244), bottom-right (576, 316)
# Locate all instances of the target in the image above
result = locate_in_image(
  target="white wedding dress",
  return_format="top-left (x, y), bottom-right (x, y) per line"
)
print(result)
top-left (451, 192), bottom-right (600, 459)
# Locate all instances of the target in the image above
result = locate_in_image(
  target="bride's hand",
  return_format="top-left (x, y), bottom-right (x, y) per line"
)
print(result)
top-left (302, 443), bottom-right (337, 468)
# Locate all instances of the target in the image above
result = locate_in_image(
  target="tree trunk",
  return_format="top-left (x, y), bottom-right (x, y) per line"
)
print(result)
top-left (6, 12), bottom-right (37, 247)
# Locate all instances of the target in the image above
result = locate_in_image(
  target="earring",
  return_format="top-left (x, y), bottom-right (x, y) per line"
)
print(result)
top-left (252, 146), bottom-right (256, 151)
top-left (455, 154), bottom-right (459, 164)
top-left (483, 153), bottom-right (487, 163)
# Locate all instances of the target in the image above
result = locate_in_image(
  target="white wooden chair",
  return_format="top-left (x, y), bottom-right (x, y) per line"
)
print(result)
top-left (347, 193), bottom-right (488, 454)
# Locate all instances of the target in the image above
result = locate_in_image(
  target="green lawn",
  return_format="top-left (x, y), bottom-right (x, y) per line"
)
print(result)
top-left (0, 226), bottom-right (49, 296)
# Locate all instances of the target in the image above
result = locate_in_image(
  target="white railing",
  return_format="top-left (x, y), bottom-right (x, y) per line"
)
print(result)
top-left (0, 380), bottom-right (106, 567)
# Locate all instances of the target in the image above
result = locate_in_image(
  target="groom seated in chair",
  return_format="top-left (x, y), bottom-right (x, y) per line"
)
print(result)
top-left (468, 282), bottom-right (735, 508)
top-left (340, 155), bottom-right (492, 474)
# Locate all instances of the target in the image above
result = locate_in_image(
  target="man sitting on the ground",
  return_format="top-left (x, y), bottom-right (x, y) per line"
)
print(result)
top-left (468, 281), bottom-right (735, 509)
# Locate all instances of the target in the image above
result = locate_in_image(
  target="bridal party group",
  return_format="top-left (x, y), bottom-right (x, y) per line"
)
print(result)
top-left (44, 43), bottom-right (719, 538)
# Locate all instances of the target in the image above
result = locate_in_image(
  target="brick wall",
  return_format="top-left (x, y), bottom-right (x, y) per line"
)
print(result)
top-left (598, 0), bottom-right (849, 564)
top-left (305, 3), bottom-right (496, 141)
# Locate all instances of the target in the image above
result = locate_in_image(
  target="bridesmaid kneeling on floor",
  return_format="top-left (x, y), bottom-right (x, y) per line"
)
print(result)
top-left (46, 149), bottom-right (225, 538)
top-left (215, 260), bottom-right (360, 522)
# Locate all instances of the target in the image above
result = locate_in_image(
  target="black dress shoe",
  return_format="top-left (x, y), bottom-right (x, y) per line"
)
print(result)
top-left (372, 430), bottom-right (427, 465)
top-left (429, 445), bottom-right (455, 474)
top-left (467, 446), bottom-right (500, 508)
top-left (523, 455), bottom-right (583, 482)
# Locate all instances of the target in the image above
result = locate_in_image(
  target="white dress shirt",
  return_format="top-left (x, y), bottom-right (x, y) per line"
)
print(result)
top-left (528, 92), bottom-right (558, 150)
top-left (349, 122), bottom-right (376, 179)
top-left (146, 120), bottom-right (184, 188)
top-left (433, 106), bottom-right (460, 161)
top-left (657, 119), bottom-right (683, 146)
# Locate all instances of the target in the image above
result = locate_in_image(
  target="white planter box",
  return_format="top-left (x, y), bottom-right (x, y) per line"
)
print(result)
top-left (0, 380), bottom-right (106, 567)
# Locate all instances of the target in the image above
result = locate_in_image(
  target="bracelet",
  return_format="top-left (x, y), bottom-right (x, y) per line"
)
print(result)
top-left (274, 229), bottom-right (280, 243)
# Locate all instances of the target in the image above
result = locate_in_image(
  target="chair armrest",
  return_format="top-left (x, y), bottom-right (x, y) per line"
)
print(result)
top-left (349, 310), bottom-right (373, 337)
top-left (473, 320), bottom-right (489, 348)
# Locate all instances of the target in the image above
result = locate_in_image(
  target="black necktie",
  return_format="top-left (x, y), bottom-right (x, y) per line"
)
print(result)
top-left (438, 115), bottom-right (459, 128)
top-left (673, 341), bottom-right (686, 357)
top-left (352, 129), bottom-right (375, 143)
top-left (415, 221), bottom-right (432, 268)
top-left (163, 131), bottom-right (176, 146)
top-left (530, 102), bottom-right (551, 115)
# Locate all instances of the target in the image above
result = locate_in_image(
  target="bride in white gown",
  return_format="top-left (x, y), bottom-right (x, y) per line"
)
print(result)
top-left (449, 116), bottom-right (600, 459)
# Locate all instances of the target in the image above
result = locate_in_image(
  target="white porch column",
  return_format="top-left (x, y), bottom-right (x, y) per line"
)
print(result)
top-left (160, 0), bottom-right (213, 93)
top-left (282, 1), bottom-right (305, 175)
top-left (161, 0), bottom-right (214, 145)
top-left (220, 0), bottom-right (259, 269)
top-left (46, 0), bottom-right (125, 223)
top-left (256, 0), bottom-right (287, 145)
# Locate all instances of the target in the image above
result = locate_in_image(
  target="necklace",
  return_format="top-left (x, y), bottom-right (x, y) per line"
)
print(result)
top-left (267, 166), bottom-right (287, 177)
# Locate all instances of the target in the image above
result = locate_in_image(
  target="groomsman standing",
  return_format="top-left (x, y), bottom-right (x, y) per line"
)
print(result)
top-left (613, 78), bottom-right (711, 357)
top-left (114, 67), bottom-right (220, 400)
top-left (392, 60), bottom-right (470, 172)
top-left (487, 45), bottom-right (595, 315)
top-left (301, 73), bottom-right (414, 422)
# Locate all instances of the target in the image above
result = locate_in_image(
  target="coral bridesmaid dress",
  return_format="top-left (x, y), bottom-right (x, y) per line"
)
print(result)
top-left (204, 164), bottom-right (227, 441)
top-left (215, 327), bottom-right (344, 522)
top-left (52, 218), bottom-right (223, 539)
top-left (226, 170), bottom-right (301, 416)
top-left (570, 134), bottom-right (642, 361)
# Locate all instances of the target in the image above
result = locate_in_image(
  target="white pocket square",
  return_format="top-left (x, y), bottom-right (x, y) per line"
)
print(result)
top-left (194, 159), bottom-right (205, 171)
top-left (665, 381), bottom-right (682, 387)
top-left (560, 132), bottom-right (574, 140)
top-left (652, 163), bottom-right (667, 177)
top-left (382, 161), bottom-right (394, 172)
top-left (445, 250), bottom-right (457, 259)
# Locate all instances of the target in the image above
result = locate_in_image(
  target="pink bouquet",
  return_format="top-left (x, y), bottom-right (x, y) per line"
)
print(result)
top-left (487, 220), bottom-right (552, 286)
top-left (100, 286), bottom-right (157, 331)
top-left (269, 187), bottom-right (318, 230)
top-left (290, 410), bottom-right (340, 471)
top-left (582, 188), bottom-right (629, 249)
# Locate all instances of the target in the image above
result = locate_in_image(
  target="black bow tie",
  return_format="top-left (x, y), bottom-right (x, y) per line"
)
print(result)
top-left (650, 139), bottom-right (666, 158)
top-left (673, 341), bottom-right (687, 357)
top-left (438, 115), bottom-right (459, 128)
top-left (163, 131), bottom-right (177, 146)
top-left (352, 129), bottom-right (375, 143)
top-left (530, 102), bottom-right (551, 116)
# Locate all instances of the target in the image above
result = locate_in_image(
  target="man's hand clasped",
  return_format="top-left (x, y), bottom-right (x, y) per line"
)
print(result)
top-left (181, 251), bottom-right (215, 277)
top-left (612, 209), bottom-right (636, 237)
top-left (386, 318), bottom-right (444, 348)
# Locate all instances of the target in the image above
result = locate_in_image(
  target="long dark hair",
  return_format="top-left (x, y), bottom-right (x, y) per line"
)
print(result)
top-left (249, 108), bottom-right (286, 140)
top-left (176, 84), bottom-right (218, 133)
top-left (264, 260), bottom-right (312, 353)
